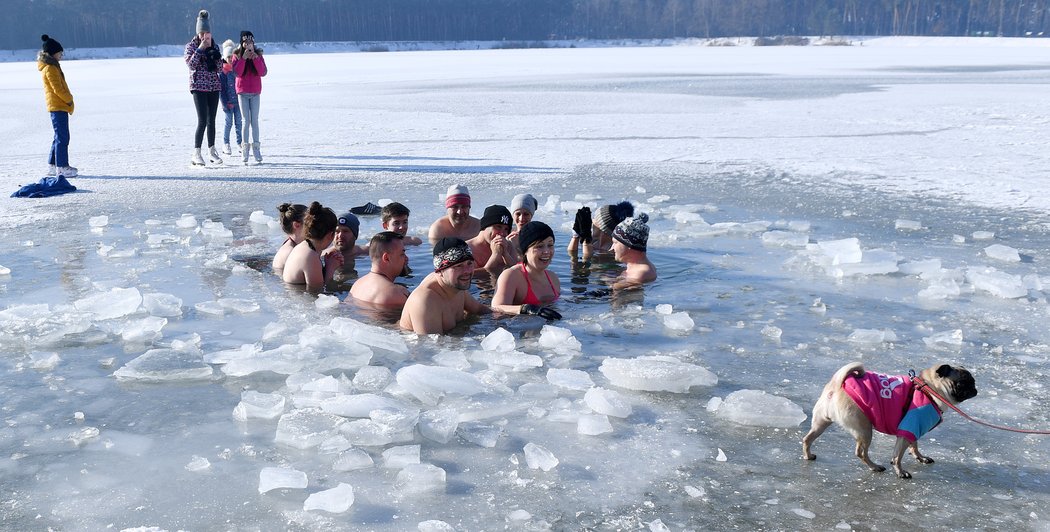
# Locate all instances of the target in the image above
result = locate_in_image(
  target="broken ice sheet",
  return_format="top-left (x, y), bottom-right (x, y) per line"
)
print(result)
top-left (713, 389), bottom-right (806, 428)
top-left (113, 347), bottom-right (214, 382)
top-left (303, 483), bottom-right (354, 513)
top-left (258, 466), bottom-right (307, 493)
top-left (599, 355), bottom-right (717, 393)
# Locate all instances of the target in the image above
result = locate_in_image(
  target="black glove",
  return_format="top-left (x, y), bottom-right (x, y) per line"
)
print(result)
top-left (520, 304), bottom-right (562, 320)
top-left (572, 207), bottom-right (593, 244)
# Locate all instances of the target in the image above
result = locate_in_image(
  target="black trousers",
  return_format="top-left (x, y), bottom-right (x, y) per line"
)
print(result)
top-left (192, 90), bottom-right (220, 149)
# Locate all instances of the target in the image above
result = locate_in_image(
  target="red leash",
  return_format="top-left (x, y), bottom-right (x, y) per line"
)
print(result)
top-left (911, 372), bottom-right (1050, 435)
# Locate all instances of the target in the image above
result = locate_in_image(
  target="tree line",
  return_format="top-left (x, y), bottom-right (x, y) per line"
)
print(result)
top-left (5, 0), bottom-right (1046, 51)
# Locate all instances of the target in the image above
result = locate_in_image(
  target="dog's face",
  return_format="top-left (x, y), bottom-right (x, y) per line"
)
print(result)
top-left (922, 364), bottom-right (978, 404)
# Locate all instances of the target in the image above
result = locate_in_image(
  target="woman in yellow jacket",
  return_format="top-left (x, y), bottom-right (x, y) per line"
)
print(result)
top-left (38, 34), bottom-right (76, 178)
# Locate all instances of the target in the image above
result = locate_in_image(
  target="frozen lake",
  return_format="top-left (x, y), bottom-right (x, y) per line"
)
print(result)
top-left (2, 38), bottom-right (1050, 531)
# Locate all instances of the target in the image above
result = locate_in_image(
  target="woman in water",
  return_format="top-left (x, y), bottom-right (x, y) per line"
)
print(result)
top-left (282, 202), bottom-right (343, 290)
top-left (492, 221), bottom-right (562, 319)
top-left (272, 203), bottom-right (307, 271)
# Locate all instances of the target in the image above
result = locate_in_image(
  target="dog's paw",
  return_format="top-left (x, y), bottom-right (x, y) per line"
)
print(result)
top-left (917, 456), bottom-right (934, 464)
top-left (803, 453), bottom-right (816, 461)
top-left (896, 470), bottom-right (912, 479)
top-left (870, 464), bottom-right (886, 473)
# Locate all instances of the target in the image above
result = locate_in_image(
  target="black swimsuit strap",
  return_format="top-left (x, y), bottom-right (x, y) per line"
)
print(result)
top-left (306, 240), bottom-right (316, 251)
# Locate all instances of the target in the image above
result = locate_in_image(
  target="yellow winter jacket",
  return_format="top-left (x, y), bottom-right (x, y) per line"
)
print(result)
top-left (38, 52), bottom-right (74, 114)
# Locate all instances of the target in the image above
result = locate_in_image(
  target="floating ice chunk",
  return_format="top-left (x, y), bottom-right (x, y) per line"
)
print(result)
top-left (584, 387), bottom-right (631, 418)
top-left (648, 519), bottom-right (671, 532)
top-left (176, 214), bottom-right (198, 229)
top-left (538, 325), bottom-right (582, 352)
top-left (339, 418), bottom-right (414, 446)
top-left (258, 467), bottom-right (308, 493)
top-left (600, 355), bottom-right (717, 393)
top-left (458, 422), bottom-right (501, 447)
top-left (539, 194), bottom-right (560, 214)
top-left (382, 445), bottom-right (421, 468)
top-left (200, 220), bottom-right (233, 239)
top-left (249, 210), bottom-right (274, 225)
top-left (433, 350), bottom-right (471, 370)
top-left (371, 408), bottom-right (420, 433)
top-left (793, 508), bottom-right (816, 519)
top-left (74, 287), bottom-right (142, 320)
top-left (545, 368), bottom-right (594, 390)
top-left (716, 449), bottom-right (728, 462)
top-left (185, 455), bottom-right (211, 472)
top-left (919, 277), bottom-right (962, 300)
top-left (560, 200), bottom-right (583, 213)
top-left (329, 317), bottom-right (409, 355)
top-left (316, 294), bottom-right (340, 309)
top-left (303, 483), bottom-right (354, 513)
top-left (648, 194), bottom-right (670, 203)
top-left (419, 409), bottom-right (459, 443)
top-left (395, 364), bottom-right (487, 405)
top-left (0, 265), bottom-right (9, 275)
top-left (472, 350), bottom-right (543, 371)
top-left (142, 293), bottom-right (182, 317)
top-left (319, 394), bottom-right (409, 417)
top-left (966, 267), bottom-right (1027, 298)
top-left (333, 449), bottom-right (374, 471)
top-left (114, 348), bottom-right (213, 382)
top-left (204, 343), bottom-right (259, 365)
top-left (706, 396), bottom-right (723, 412)
top-left (786, 220), bottom-right (811, 232)
top-left (508, 510), bottom-right (532, 522)
top-left (895, 219), bottom-right (922, 231)
top-left (222, 344), bottom-right (310, 377)
top-left (396, 464), bottom-right (446, 494)
top-left (69, 426), bottom-right (100, 446)
top-left (577, 413), bottom-right (613, 435)
top-left (275, 409), bottom-right (347, 450)
top-left (684, 485), bottom-right (706, 498)
top-left (834, 249), bottom-right (900, 277)
top-left (898, 259), bottom-right (942, 277)
top-left (481, 327), bottom-right (516, 352)
top-left (353, 366), bottom-right (393, 392)
top-left (664, 312), bottom-right (694, 331)
top-left (194, 301), bottom-right (226, 316)
top-left (674, 211), bottom-right (705, 224)
top-left (318, 435), bottom-right (353, 454)
top-left (89, 215), bottom-right (109, 228)
top-left (655, 304), bottom-right (673, 315)
top-left (761, 231), bottom-right (809, 248)
top-left (714, 389), bottom-right (806, 428)
top-left (972, 231), bottom-right (995, 241)
top-left (985, 244), bottom-right (1021, 262)
top-left (29, 352), bottom-right (61, 370)
top-left (232, 391), bottom-right (286, 421)
top-left (923, 329), bottom-right (964, 348)
top-left (812, 238), bottom-right (862, 264)
top-left (761, 325), bottom-right (782, 340)
top-left (217, 298), bottom-right (260, 313)
top-left (523, 442), bottom-right (559, 471)
top-left (119, 316), bottom-right (167, 343)
top-left (847, 328), bottom-right (897, 344)
top-left (418, 520), bottom-right (456, 532)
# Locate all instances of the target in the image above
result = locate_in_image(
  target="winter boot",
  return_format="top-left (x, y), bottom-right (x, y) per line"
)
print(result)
top-left (222, 143), bottom-right (232, 155)
top-left (57, 165), bottom-right (78, 177)
top-left (47, 164), bottom-right (57, 177)
top-left (208, 146), bottom-right (223, 165)
top-left (191, 148), bottom-right (205, 166)
top-left (242, 143), bottom-right (250, 165)
top-left (252, 142), bottom-right (262, 163)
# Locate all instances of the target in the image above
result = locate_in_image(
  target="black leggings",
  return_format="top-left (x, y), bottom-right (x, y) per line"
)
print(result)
top-left (192, 90), bottom-right (220, 149)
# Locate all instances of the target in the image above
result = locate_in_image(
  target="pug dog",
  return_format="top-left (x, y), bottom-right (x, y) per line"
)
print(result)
top-left (801, 362), bottom-right (977, 479)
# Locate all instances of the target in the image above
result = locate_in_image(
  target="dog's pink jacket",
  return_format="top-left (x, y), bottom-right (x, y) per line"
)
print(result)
top-left (842, 372), bottom-right (942, 442)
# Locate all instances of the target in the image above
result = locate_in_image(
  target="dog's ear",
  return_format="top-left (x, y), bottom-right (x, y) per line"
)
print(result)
top-left (936, 364), bottom-right (953, 377)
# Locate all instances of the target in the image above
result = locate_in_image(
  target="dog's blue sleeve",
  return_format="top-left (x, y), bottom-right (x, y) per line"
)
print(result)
top-left (897, 404), bottom-right (942, 441)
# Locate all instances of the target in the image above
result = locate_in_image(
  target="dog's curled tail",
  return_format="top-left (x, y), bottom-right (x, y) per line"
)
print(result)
top-left (834, 361), bottom-right (866, 385)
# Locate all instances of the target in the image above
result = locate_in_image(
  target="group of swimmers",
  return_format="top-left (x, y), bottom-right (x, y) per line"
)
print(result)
top-left (271, 184), bottom-right (657, 335)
